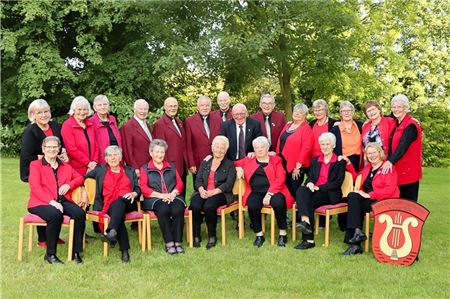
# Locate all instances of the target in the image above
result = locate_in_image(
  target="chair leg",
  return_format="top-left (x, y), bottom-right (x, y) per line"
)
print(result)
top-left (137, 221), bottom-right (142, 245)
top-left (28, 224), bottom-right (34, 252)
top-left (261, 214), bottom-right (266, 233)
top-left (141, 219), bottom-right (146, 252)
top-left (188, 210), bottom-right (193, 248)
top-left (292, 206), bottom-right (297, 241)
top-left (314, 214), bottom-right (320, 235)
top-left (67, 219), bottom-right (74, 261)
top-left (221, 211), bottom-right (226, 246)
top-left (146, 215), bottom-right (152, 252)
top-left (103, 218), bottom-right (109, 257)
top-left (270, 210), bottom-right (275, 246)
top-left (18, 217), bottom-right (24, 261)
top-left (364, 213), bottom-right (370, 252)
top-left (324, 212), bottom-right (330, 247)
top-left (238, 208), bottom-right (244, 239)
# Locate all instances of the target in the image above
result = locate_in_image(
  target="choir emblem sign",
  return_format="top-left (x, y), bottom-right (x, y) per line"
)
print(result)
top-left (371, 199), bottom-right (429, 266)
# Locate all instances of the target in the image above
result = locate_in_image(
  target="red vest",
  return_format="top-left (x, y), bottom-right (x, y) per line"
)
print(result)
top-left (391, 114), bottom-right (423, 185)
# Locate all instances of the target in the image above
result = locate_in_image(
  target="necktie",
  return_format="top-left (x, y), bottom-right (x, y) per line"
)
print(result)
top-left (203, 116), bottom-right (210, 139)
top-left (222, 111), bottom-right (226, 122)
top-left (265, 115), bottom-right (272, 146)
top-left (238, 125), bottom-right (245, 159)
top-left (172, 118), bottom-right (181, 136)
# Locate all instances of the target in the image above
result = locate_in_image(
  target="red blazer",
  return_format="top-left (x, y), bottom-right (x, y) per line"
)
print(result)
top-left (185, 113), bottom-right (221, 170)
top-left (235, 155), bottom-right (294, 208)
top-left (153, 114), bottom-right (187, 175)
top-left (356, 161), bottom-right (400, 201)
top-left (28, 159), bottom-right (84, 209)
top-left (362, 116), bottom-right (396, 156)
top-left (89, 113), bottom-right (122, 165)
top-left (120, 117), bottom-right (152, 169)
top-left (276, 121), bottom-right (313, 172)
top-left (211, 109), bottom-right (232, 122)
top-left (250, 111), bottom-right (287, 150)
top-left (61, 115), bottom-right (99, 175)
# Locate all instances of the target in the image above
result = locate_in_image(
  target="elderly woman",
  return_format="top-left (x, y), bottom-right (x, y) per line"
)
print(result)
top-left (276, 103), bottom-right (313, 197)
top-left (27, 136), bottom-right (86, 264)
top-left (189, 136), bottom-right (236, 249)
top-left (89, 95), bottom-right (122, 165)
top-left (294, 132), bottom-right (346, 250)
top-left (85, 146), bottom-right (140, 263)
top-left (20, 99), bottom-right (69, 247)
top-left (381, 94), bottom-right (423, 202)
top-left (362, 100), bottom-right (396, 156)
top-left (309, 99), bottom-right (337, 158)
top-left (139, 139), bottom-right (186, 255)
top-left (343, 143), bottom-right (399, 255)
top-left (61, 96), bottom-right (99, 175)
top-left (235, 136), bottom-right (294, 247)
top-left (331, 101), bottom-right (363, 172)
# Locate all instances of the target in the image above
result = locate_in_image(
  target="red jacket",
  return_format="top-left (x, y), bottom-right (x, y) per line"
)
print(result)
top-left (276, 121), bottom-right (313, 172)
top-left (185, 113), bottom-right (221, 170)
top-left (362, 116), bottom-right (396, 156)
top-left (89, 113), bottom-right (122, 165)
top-left (28, 159), bottom-right (84, 209)
top-left (356, 161), bottom-right (400, 201)
top-left (250, 111), bottom-right (287, 150)
top-left (61, 115), bottom-right (99, 175)
top-left (153, 114), bottom-right (187, 175)
top-left (390, 114), bottom-right (423, 185)
top-left (211, 109), bottom-right (232, 122)
top-left (235, 155), bottom-right (294, 208)
top-left (120, 117), bottom-right (152, 169)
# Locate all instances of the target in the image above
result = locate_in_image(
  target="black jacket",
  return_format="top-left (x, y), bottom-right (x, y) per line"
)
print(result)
top-left (220, 118), bottom-right (262, 161)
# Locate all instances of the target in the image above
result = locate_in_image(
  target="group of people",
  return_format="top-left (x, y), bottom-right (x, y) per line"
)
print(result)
top-left (20, 90), bottom-right (423, 264)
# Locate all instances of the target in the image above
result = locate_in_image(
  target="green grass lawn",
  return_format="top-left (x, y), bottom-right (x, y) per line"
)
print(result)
top-left (1, 157), bottom-right (449, 298)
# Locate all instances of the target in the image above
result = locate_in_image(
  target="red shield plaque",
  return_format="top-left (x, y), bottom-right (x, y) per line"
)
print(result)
top-left (371, 199), bottom-right (429, 266)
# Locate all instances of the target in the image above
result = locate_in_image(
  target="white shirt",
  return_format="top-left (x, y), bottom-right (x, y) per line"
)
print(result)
top-left (133, 115), bottom-right (152, 140)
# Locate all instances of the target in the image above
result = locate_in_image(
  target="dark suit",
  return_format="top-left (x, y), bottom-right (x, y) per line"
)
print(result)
top-left (250, 111), bottom-right (287, 151)
top-left (120, 117), bottom-right (152, 170)
top-left (220, 118), bottom-right (262, 161)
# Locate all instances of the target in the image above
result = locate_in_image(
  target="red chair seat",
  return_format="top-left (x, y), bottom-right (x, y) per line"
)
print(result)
top-left (315, 203), bottom-right (348, 214)
top-left (24, 214), bottom-right (71, 225)
top-left (87, 210), bottom-right (143, 220)
top-left (216, 201), bottom-right (238, 213)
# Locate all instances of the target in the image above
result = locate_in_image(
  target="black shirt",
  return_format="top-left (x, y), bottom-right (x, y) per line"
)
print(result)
top-left (249, 161), bottom-right (269, 194)
top-left (101, 121), bottom-right (118, 146)
top-left (362, 166), bottom-right (380, 193)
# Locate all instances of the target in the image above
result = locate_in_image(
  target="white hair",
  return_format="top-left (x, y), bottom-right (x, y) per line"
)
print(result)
top-left (212, 135), bottom-right (229, 150)
top-left (197, 96), bottom-right (211, 106)
top-left (293, 103), bottom-right (308, 114)
top-left (27, 99), bottom-right (51, 122)
top-left (260, 94), bottom-right (275, 104)
top-left (312, 99), bottom-right (329, 115)
top-left (104, 145), bottom-right (123, 160)
top-left (68, 96), bottom-right (94, 116)
top-left (93, 94), bottom-right (109, 105)
top-left (340, 101), bottom-right (355, 112)
top-left (252, 136), bottom-right (270, 149)
top-left (318, 132), bottom-right (336, 146)
top-left (391, 94), bottom-right (410, 111)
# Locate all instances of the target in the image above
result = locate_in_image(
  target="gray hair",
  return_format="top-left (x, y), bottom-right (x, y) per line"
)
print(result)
top-left (212, 135), bottom-right (229, 150)
top-left (312, 99), bottom-right (329, 115)
top-left (93, 94), bottom-right (109, 105)
top-left (42, 136), bottom-right (61, 148)
top-left (104, 145), bottom-right (123, 160)
top-left (260, 94), bottom-right (275, 105)
top-left (340, 101), bottom-right (355, 112)
top-left (318, 132), bottom-right (336, 146)
top-left (252, 136), bottom-right (270, 149)
top-left (149, 139), bottom-right (168, 152)
top-left (134, 99), bottom-right (149, 110)
top-left (391, 94), bottom-right (410, 111)
top-left (197, 95), bottom-right (212, 106)
top-left (68, 96), bottom-right (94, 116)
top-left (28, 99), bottom-right (51, 122)
top-left (293, 103), bottom-right (308, 114)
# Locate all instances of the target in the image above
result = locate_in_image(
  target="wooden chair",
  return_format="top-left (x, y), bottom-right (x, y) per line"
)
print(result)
top-left (82, 178), bottom-right (146, 256)
top-left (215, 178), bottom-right (242, 246)
top-left (354, 174), bottom-right (372, 252)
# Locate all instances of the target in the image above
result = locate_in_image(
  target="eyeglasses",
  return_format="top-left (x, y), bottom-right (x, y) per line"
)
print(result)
top-left (261, 102), bottom-right (274, 106)
top-left (340, 110), bottom-right (353, 114)
top-left (313, 109), bottom-right (325, 112)
top-left (233, 113), bottom-right (246, 117)
top-left (44, 146), bottom-right (59, 150)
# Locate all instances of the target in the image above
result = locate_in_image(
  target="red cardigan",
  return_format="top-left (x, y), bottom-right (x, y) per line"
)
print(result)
top-left (362, 116), bottom-right (396, 156)
top-left (276, 121), bottom-right (313, 172)
top-left (235, 155), bottom-right (294, 208)
top-left (356, 161), bottom-right (400, 201)
top-left (89, 113), bottom-right (122, 165)
top-left (28, 159), bottom-right (84, 208)
top-left (61, 115), bottom-right (99, 175)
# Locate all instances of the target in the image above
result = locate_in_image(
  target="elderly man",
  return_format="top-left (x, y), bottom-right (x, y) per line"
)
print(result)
top-left (250, 94), bottom-right (287, 151)
top-left (120, 99), bottom-right (153, 177)
top-left (211, 91), bottom-right (233, 122)
top-left (185, 96), bottom-right (222, 183)
top-left (153, 97), bottom-right (188, 196)
top-left (220, 103), bottom-right (262, 161)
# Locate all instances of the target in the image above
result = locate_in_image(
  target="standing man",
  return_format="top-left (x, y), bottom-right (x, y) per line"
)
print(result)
top-left (250, 94), bottom-right (287, 151)
top-left (185, 96), bottom-right (221, 183)
top-left (153, 97), bottom-right (188, 196)
top-left (120, 99), bottom-right (153, 177)
top-left (220, 103), bottom-right (262, 161)
top-left (211, 91), bottom-right (233, 122)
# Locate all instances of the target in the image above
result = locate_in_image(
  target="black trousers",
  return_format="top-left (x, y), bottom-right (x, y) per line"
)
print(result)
top-left (29, 200), bottom-right (85, 256)
top-left (296, 186), bottom-right (338, 241)
top-left (344, 192), bottom-right (375, 244)
top-left (348, 154), bottom-right (361, 172)
top-left (190, 193), bottom-right (227, 238)
top-left (105, 197), bottom-right (135, 250)
top-left (181, 173), bottom-right (187, 199)
top-left (399, 181), bottom-right (420, 202)
top-left (285, 168), bottom-right (307, 199)
top-left (247, 192), bottom-right (287, 234)
top-left (146, 199), bottom-right (185, 243)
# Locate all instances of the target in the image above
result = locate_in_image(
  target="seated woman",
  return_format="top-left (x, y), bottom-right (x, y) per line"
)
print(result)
top-left (139, 139), bottom-right (186, 255)
top-left (295, 132), bottom-right (346, 250)
top-left (189, 136), bottom-right (236, 249)
top-left (85, 145), bottom-right (140, 263)
top-left (27, 136), bottom-right (86, 264)
top-left (235, 136), bottom-right (294, 247)
top-left (342, 142), bottom-right (399, 256)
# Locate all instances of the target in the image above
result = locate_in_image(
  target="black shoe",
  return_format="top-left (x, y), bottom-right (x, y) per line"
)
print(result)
top-left (206, 237), bottom-right (217, 250)
top-left (294, 240), bottom-right (315, 250)
top-left (44, 254), bottom-right (64, 264)
top-left (348, 231), bottom-right (367, 244)
top-left (277, 235), bottom-right (288, 247)
top-left (253, 236), bottom-right (265, 247)
top-left (121, 250), bottom-right (130, 263)
top-left (101, 229), bottom-right (118, 247)
top-left (342, 245), bottom-right (363, 256)
top-left (193, 237), bottom-right (201, 248)
top-left (72, 252), bottom-right (83, 264)
top-left (296, 221), bottom-right (313, 235)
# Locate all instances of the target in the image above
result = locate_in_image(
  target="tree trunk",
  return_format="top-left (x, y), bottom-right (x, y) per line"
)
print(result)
top-left (278, 34), bottom-right (292, 120)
